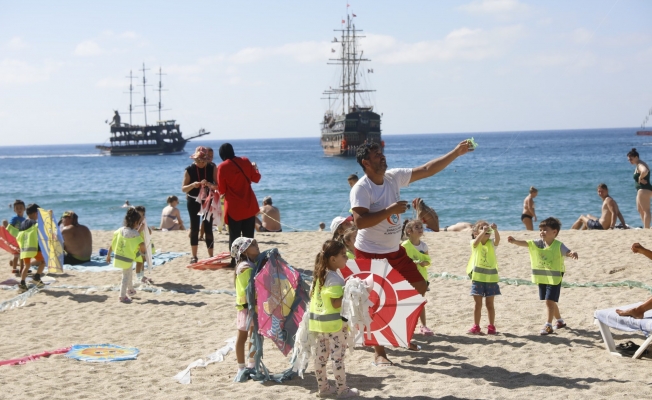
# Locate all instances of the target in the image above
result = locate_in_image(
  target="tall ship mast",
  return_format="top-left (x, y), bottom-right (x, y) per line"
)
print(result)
top-left (96, 63), bottom-right (210, 156)
top-left (320, 13), bottom-right (383, 157)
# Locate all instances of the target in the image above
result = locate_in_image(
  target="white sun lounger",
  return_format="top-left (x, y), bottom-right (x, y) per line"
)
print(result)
top-left (594, 303), bottom-right (652, 359)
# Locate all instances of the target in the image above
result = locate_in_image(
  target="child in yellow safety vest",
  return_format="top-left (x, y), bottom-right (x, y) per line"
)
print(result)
top-left (309, 240), bottom-right (358, 398)
top-left (466, 221), bottom-right (501, 335)
top-left (401, 219), bottom-right (434, 336)
top-left (231, 236), bottom-right (260, 375)
top-left (507, 217), bottom-right (578, 335)
top-left (16, 203), bottom-right (46, 293)
top-left (106, 208), bottom-right (146, 304)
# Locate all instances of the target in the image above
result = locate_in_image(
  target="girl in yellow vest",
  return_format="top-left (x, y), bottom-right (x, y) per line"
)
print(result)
top-left (507, 217), bottom-right (578, 335)
top-left (106, 208), bottom-right (146, 304)
top-left (231, 236), bottom-right (260, 375)
top-left (309, 240), bottom-right (358, 398)
top-left (401, 219), bottom-right (434, 336)
top-left (466, 221), bottom-right (501, 335)
top-left (16, 203), bottom-right (46, 293)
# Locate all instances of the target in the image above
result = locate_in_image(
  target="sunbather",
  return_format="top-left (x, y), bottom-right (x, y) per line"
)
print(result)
top-left (616, 243), bottom-right (652, 319)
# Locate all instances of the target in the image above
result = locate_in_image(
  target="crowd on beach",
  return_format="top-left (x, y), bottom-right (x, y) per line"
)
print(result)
top-left (6, 141), bottom-right (652, 397)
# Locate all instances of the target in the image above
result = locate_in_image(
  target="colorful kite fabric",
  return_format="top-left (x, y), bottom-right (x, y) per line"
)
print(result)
top-left (65, 344), bottom-right (139, 362)
top-left (0, 226), bottom-right (19, 255)
top-left (254, 250), bottom-right (309, 356)
top-left (340, 258), bottom-right (426, 348)
top-left (37, 208), bottom-right (64, 274)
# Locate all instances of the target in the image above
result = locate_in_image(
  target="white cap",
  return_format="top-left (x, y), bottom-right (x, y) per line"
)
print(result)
top-left (330, 216), bottom-right (353, 232)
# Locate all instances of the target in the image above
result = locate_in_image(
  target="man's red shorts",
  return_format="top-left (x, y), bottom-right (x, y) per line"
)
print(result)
top-left (354, 246), bottom-right (424, 284)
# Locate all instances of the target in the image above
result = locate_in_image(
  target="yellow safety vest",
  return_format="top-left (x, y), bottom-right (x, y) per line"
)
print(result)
top-left (235, 267), bottom-right (252, 310)
top-left (527, 240), bottom-right (565, 285)
top-left (466, 239), bottom-right (499, 283)
top-left (309, 279), bottom-right (343, 333)
top-left (346, 250), bottom-right (355, 260)
top-left (17, 224), bottom-right (38, 259)
top-left (6, 224), bottom-right (19, 237)
top-left (402, 239), bottom-right (431, 281)
top-left (111, 229), bottom-right (143, 270)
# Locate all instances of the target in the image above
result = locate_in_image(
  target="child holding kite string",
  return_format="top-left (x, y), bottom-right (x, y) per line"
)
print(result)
top-left (466, 221), bottom-right (501, 335)
top-left (106, 208), bottom-right (146, 303)
top-left (309, 240), bottom-right (359, 398)
top-left (231, 237), bottom-right (260, 374)
top-left (401, 219), bottom-right (434, 336)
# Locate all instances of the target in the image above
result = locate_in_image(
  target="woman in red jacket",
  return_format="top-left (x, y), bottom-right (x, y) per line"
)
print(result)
top-left (217, 143), bottom-right (261, 267)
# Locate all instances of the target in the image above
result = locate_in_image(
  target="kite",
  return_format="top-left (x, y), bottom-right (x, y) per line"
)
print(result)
top-left (0, 226), bottom-right (19, 255)
top-left (0, 346), bottom-right (72, 366)
top-left (65, 344), bottom-right (139, 362)
top-left (340, 258), bottom-right (426, 348)
top-left (186, 251), bottom-right (231, 270)
top-left (37, 208), bottom-right (64, 274)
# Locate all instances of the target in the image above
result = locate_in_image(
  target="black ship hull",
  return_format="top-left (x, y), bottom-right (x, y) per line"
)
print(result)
top-left (320, 110), bottom-right (383, 157)
top-left (96, 140), bottom-right (187, 156)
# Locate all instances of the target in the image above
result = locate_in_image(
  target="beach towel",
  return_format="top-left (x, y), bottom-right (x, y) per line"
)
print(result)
top-left (594, 303), bottom-right (652, 335)
top-left (63, 252), bottom-right (187, 272)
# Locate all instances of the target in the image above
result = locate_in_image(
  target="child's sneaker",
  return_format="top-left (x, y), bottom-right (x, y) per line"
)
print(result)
top-left (318, 385), bottom-right (337, 397)
top-left (540, 324), bottom-right (554, 335)
top-left (18, 282), bottom-right (28, 293)
top-left (337, 388), bottom-right (359, 398)
top-left (487, 324), bottom-right (497, 335)
top-left (32, 278), bottom-right (45, 289)
top-left (555, 320), bottom-right (567, 329)
top-left (141, 276), bottom-right (154, 284)
top-left (467, 324), bottom-right (482, 334)
top-left (119, 296), bottom-right (132, 304)
top-left (419, 325), bottom-right (435, 336)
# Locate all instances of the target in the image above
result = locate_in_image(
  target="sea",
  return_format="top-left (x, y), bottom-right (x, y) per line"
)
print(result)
top-left (0, 127), bottom-right (649, 232)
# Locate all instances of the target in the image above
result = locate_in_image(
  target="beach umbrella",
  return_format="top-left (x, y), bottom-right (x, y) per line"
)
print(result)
top-left (340, 258), bottom-right (426, 348)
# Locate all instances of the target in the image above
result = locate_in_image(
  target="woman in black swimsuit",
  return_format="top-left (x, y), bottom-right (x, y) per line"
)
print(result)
top-left (181, 146), bottom-right (217, 263)
top-left (628, 148), bottom-right (652, 229)
top-left (521, 186), bottom-right (538, 230)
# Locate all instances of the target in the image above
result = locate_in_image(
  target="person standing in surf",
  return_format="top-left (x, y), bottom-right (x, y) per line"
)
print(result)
top-left (350, 140), bottom-right (471, 366)
top-left (217, 143), bottom-right (261, 268)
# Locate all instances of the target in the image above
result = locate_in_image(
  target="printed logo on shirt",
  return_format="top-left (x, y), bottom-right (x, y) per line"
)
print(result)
top-left (387, 214), bottom-right (400, 225)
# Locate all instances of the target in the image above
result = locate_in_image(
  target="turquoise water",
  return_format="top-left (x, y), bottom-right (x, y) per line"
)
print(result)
top-left (0, 127), bottom-right (648, 231)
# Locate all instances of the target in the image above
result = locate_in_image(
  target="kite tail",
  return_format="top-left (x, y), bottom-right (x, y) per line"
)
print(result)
top-left (342, 278), bottom-right (373, 347)
top-left (290, 308), bottom-right (318, 378)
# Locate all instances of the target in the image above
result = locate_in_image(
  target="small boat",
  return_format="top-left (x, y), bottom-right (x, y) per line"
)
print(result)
top-left (637, 109), bottom-right (652, 136)
top-left (320, 14), bottom-right (383, 157)
top-left (96, 64), bottom-right (210, 156)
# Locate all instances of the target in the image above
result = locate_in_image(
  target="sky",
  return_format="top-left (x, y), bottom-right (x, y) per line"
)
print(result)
top-left (1, 0), bottom-right (651, 146)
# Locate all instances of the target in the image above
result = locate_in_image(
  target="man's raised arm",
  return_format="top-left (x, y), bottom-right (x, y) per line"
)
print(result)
top-left (352, 201), bottom-right (408, 229)
top-left (410, 140), bottom-right (471, 184)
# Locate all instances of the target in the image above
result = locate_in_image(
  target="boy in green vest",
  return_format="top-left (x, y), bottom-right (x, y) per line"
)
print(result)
top-left (17, 203), bottom-right (46, 293)
top-left (507, 217), bottom-right (578, 335)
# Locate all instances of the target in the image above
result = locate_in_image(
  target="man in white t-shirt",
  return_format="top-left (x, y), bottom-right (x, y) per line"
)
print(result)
top-left (350, 140), bottom-right (471, 365)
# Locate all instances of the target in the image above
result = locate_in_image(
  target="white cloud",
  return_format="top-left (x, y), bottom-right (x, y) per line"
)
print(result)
top-left (364, 25), bottom-right (525, 64)
top-left (523, 51), bottom-right (596, 71)
top-left (96, 77), bottom-right (127, 88)
top-left (571, 28), bottom-right (593, 45)
top-left (7, 37), bottom-right (27, 50)
top-left (229, 41), bottom-right (331, 64)
top-left (74, 40), bottom-right (103, 56)
top-left (0, 59), bottom-right (62, 85)
top-left (459, 0), bottom-right (529, 15)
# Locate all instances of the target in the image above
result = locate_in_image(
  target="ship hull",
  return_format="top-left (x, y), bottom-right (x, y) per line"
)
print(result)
top-left (637, 131), bottom-right (652, 136)
top-left (320, 110), bottom-right (382, 157)
top-left (96, 140), bottom-right (187, 156)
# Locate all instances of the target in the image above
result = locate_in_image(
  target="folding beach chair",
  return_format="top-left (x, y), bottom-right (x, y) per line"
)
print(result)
top-left (594, 303), bottom-right (652, 359)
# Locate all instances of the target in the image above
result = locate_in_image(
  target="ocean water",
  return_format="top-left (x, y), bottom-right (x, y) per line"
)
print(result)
top-left (0, 127), bottom-right (648, 232)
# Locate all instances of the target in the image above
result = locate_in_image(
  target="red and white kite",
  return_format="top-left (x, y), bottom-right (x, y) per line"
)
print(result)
top-left (340, 258), bottom-right (426, 348)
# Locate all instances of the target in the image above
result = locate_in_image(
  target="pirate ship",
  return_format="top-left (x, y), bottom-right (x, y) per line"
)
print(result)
top-left (96, 64), bottom-right (210, 155)
top-left (320, 14), bottom-right (383, 157)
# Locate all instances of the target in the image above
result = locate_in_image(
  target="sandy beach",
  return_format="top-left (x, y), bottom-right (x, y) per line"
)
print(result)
top-left (1, 228), bottom-right (652, 399)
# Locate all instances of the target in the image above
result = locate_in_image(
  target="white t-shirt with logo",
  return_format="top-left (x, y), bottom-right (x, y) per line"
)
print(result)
top-left (350, 168), bottom-right (412, 254)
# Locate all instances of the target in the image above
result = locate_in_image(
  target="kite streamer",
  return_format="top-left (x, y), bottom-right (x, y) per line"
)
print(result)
top-left (0, 287), bottom-right (40, 312)
top-left (173, 337), bottom-right (236, 384)
top-left (0, 346), bottom-right (72, 366)
top-left (65, 344), bottom-right (139, 362)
